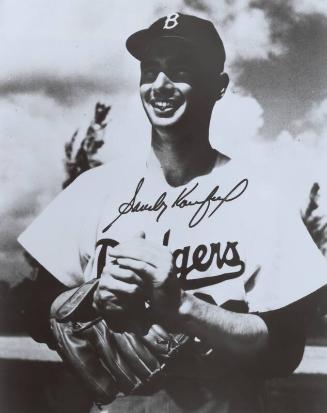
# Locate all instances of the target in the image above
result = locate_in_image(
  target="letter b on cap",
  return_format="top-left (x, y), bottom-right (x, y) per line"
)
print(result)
top-left (163, 13), bottom-right (179, 30)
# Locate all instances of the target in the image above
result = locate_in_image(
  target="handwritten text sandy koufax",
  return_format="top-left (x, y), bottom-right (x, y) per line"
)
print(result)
top-left (102, 177), bottom-right (248, 232)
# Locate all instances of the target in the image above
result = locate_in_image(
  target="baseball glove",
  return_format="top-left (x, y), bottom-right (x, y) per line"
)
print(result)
top-left (50, 278), bottom-right (190, 405)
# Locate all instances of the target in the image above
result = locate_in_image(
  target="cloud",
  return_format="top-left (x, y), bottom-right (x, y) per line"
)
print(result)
top-left (0, 0), bottom-right (324, 106)
top-left (0, 0), bottom-right (285, 104)
top-left (269, 97), bottom-right (327, 210)
top-left (210, 87), bottom-right (327, 215)
top-left (0, 74), bottom-right (111, 105)
top-left (183, 1), bottom-right (286, 63)
top-left (0, 0), bottom-right (161, 102)
top-left (208, 1), bottom-right (284, 62)
top-left (210, 86), bottom-right (264, 156)
top-left (234, 6), bottom-right (327, 138)
top-left (291, 0), bottom-right (327, 16)
top-left (0, 92), bottom-right (102, 283)
top-left (304, 98), bottom-right (327, 130)
top-left (284, 97), bottom-right (327, 154)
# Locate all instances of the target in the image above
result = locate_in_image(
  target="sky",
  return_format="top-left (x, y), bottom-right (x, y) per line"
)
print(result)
top-left (0, 0), bottom-right (327, 285)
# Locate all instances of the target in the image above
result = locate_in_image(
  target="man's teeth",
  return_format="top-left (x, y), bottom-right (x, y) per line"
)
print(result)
top-left (153, 101), bottom-right (174, 110)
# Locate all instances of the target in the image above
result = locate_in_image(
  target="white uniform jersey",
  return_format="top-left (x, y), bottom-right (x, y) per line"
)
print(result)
top-left (18, 155), bottom-right (327, 313)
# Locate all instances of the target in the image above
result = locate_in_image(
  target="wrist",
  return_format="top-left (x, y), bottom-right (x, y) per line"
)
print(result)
top-left (177, 290), bottom-right (194, 321)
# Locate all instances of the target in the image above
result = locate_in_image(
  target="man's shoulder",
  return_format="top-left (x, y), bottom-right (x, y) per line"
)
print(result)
top-left (70, 156), bottom-right (146, 192)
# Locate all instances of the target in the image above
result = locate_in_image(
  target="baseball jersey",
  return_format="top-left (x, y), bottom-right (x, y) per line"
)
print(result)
top-left (18, 154), bottom-right (327, 413)
top-left (18, 154), bottom-right (327, 313)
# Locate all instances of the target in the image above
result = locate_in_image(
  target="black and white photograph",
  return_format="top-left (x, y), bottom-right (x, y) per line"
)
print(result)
top-left (0, 1), bottom-right (326, 412)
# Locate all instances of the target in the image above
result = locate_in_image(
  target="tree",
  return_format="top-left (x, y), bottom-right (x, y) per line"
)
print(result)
top-left (3, 102), bottom-right (111, 334)
top-left (302, 182), bottom-right (327, 341)
top-left (62, 102), bottom-right (111, 188)
top-left (302, 183), bottom-right (327, 256)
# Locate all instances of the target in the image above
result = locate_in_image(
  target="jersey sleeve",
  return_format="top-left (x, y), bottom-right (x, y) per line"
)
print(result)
top-left (245, 199), bottom-right (327, 313)
top-left (18, 172), bottom-right (97, 287)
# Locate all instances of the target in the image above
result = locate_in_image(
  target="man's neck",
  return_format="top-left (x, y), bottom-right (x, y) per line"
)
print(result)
top-left (149, 127), bottom-right (226, 187)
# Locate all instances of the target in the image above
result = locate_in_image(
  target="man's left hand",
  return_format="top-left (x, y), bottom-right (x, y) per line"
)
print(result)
top-left (108, 233), bottom-right (181, 319)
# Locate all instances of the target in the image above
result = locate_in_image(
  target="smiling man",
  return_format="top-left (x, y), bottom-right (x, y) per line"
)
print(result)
top-left (18, 12), bottom-right (327, 413)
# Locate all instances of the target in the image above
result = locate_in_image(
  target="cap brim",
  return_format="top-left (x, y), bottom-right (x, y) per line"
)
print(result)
top-left (126, 30), bottom-right (194, 61)
top-left (126, 29), bottom-right (149, 60)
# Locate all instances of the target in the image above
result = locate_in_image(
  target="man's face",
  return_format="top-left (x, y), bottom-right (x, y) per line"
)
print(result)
top-left (139, 41), bottom-right (206, 129)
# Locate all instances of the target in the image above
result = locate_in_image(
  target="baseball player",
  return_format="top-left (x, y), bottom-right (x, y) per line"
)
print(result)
top-left (18, 13), bottom-right (327, 413)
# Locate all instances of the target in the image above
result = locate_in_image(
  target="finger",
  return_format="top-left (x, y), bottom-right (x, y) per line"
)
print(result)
top-left (99, 277), bottom-right (142, 297)
top-left (95, 288), bottom-right (118, 303)
top-left (116, 257), bottom-right (155, 277)
top-left (102, 260), bottom-right (145, 285)
top-left (93, 287), bottom-right (124, 313)
top-left (104, 256), bottom-right (119, 267)
top-left (109, 265), bottom-right (144, 287)
top-left (109, 244), bottom-right (159, 266)
top-left (105, 232), bottom-right (146, 262)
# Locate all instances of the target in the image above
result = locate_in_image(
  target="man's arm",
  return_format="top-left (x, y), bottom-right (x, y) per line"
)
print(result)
top-left (177, 291), bottom-right (269, 361)
top-left (104, 236), bottom-right (310, 378)
top-left (174, 291), bottom-right (308, 377)
top-left (21, 266), bottom-right (67, 348)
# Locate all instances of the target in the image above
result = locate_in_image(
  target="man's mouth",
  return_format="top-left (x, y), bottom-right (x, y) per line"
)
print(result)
top-left (152, 101), bottom-right (174, 110)
top-left (150, 99), bottom-right (182, 116)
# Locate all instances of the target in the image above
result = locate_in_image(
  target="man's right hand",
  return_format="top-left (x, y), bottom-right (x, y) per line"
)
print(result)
top-left (93, 259), bottom-right (145, 315)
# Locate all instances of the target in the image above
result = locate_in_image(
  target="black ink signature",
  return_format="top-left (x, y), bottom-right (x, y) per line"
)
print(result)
top-left (102, 178), bottom-right (168, 232)
top-left (102, 177), bottom-right (248, 232)
top-left (172, 179), bottom-right (248, 227)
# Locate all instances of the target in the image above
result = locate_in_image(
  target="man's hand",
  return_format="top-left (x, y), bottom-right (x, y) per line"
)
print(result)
top-left (108, 232), bottom-right (181, 319)
top-left (93, 257), bottom-right (145, 315)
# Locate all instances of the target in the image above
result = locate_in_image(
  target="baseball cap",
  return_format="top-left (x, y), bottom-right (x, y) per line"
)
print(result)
top-left (126, 13), bottom-right (226, 72)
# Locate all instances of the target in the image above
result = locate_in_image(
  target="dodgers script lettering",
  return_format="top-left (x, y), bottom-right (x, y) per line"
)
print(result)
top-left (96, 229), bottom-right (245, 290)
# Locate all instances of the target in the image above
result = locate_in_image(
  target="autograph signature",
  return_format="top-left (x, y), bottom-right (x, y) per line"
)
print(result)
top-left (102, 177), bottom-right (248, 232)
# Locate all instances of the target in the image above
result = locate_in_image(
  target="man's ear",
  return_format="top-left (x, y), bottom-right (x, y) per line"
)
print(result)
top-left (216, 72), bottom-right (229, 101)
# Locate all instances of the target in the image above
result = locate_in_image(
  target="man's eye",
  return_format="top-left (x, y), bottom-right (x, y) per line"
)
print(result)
top-left (170, 68), bottom-right (192, 82)
top-left (176, 67), bottom-right (190, 74)
top-left (144, 68), bottom-right (156, 76)
top-left (141, 68), bottom-right (158, 82)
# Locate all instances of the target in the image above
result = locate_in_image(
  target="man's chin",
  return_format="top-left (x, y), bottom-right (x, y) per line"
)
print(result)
top-left (148, 107), bottom-right (187, 128)
top-left (150, 116), bottom-right (183, 129)
top-left (152, 107), bottom-right (176, 118)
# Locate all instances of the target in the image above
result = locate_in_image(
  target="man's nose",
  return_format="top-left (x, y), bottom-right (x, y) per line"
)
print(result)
top-left (152, 72), bottom-right (174, 95)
